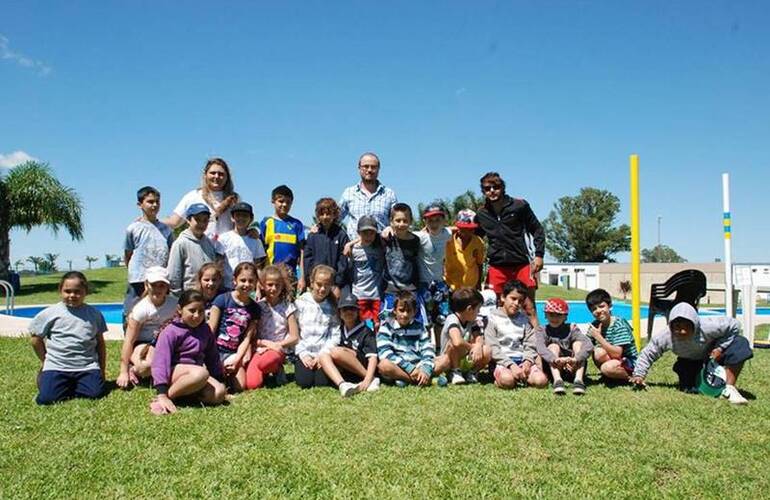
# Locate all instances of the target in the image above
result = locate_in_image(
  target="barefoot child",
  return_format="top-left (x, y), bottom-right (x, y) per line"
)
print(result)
top-left (585, 288), bottom-right (638, 382)
top-left (208, 262), bottom-right (261, 392)
top-left (294, 265), bottom-right (340, 388)
top-left (150, 289), bottom-right (227, 414)
top-left (29, 272), bottom-right (107, 405)
top-left (319, 292), bottom-right (380, 397)
top-left (245, 264), bottom-right (299, 389)
top-left (377, 291), bottom-right (435, 387)
top-left (535, 298), bottom-right (593, 395)
top-left (117, 266), bottom-right (177, 389)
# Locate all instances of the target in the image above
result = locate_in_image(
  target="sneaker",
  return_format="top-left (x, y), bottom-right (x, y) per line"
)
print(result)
top-left (465, 371), bottom-right (479, 384)
top-left (436, 374), bottom-right (448, 387)
top-left (339, 381), bottom-right (359, 398)
top-left (450, 370), bottom-right (466, 385)
top-left (572, 380), bottom-right (586, 396)
top-left (722, 385), bottom-right (748, 405)
top-left (395, 380), bottom-right (408, 388)
top-left (552, 379), bottom-right (566, 395)
top-left (366, 377), bottom-right (381, 393)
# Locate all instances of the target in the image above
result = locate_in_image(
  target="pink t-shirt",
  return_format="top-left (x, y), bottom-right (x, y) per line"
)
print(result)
top-left (257, 299), bottom-right (297, 346)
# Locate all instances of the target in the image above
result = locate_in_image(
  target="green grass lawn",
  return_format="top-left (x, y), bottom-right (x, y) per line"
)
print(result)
top-left (0, 337), bottom-right (767, 498)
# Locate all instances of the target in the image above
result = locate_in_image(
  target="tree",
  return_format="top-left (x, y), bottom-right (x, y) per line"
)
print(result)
top-left (618, 280), bottom-right (632, 300)
top-left (416, 189), bottom-right (485, 229)
top-left (13, 259), bottom-right (23, 272)
top-left (41, 253), bottom-right (59, 273)
top-left (542, 187), bottom-right (630, 262)
top-left (85, 256), bottom-right (98, 270)
top-left (26, 256), bottom-right (44, 273)
top-left (641, 244), bottom-right (686, 263)
top-left (0, 161), bottom-right (83, 281)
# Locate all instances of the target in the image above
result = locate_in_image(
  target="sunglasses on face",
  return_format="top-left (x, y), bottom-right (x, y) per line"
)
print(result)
top-left (482, 184), bottom-right (502, 192)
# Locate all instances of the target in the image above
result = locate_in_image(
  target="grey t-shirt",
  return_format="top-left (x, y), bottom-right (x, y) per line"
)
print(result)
top-left (440, 312), bottom-right (480, 352)
top-left (418, 228), bottom-right (452, 284)
top-left (351, 242), bottom-right (386, 300)
top-left (124, 219), bottom-right (174, 283)
top-left (30, 302), bottom-right (107, 372)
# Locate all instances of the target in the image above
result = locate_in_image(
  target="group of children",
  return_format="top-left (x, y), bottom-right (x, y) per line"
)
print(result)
top-left (27, 180), bottom-right (753, 410)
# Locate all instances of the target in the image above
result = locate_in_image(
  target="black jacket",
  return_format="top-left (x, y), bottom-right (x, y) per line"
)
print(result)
top-left (303, 223), bottom-right (351, 288)
top-left (476, 195), bottom-right (545, 266)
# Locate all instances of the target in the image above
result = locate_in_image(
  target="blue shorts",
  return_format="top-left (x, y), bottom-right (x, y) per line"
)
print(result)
top-left (36, 369), bottom-right (105, 405)
top-left (417, 281), bottom-right (451, 326)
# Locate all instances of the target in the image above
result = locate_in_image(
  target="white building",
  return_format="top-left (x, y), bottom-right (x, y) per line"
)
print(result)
top-left (539, 263), bottom-right (600, 291)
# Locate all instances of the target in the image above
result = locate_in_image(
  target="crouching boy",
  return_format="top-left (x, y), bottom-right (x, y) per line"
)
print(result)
top-left (630, 303), bottom-right (751, 404)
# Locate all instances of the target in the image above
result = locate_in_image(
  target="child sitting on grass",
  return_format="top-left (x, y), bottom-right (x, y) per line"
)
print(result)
top-left (585, 288), bottom-right (638, 383)
top-left (208, 262), bottom-right (261, 393)
top-left (150, 289), bottom-right (227, 415)
top-left (319, 292), bottom-right (380, 397)
top-left (376, 291), bottom-right (435, 387)
top-left (30, 272), bottom-right (107, 405)
top-left (630, 303), bottom-right (751, 405)
top-left (535, 298), bottom-right (593, 395)
top-left (434, 287), bottom-right (491, 385)
top-left (117, 266), bottom-right (177, 389)
top-left (245, 264), bottom-right (299, 389)
top-left (484, 280), bottom-right (548, 390)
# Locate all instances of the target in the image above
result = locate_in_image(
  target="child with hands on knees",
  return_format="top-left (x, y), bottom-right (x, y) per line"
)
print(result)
top-left (117, 266), bottom-right (177, 389)
top-left (585, 289), bottom-right (638, 382)
top-left (376, 291), bottom-right (435, 387)
top-left (208, 262), bottom-right (261, 392)
top-left (246, 264), bottom-right (299, 389)
top-left (484, 280), bottom-right (548, 389)
top-left (294, 265), bottom-right (340, 388)
top-left (150, 289), bottom-right (227, 415)
top-left (319, 292), bottom-right (380, 397)
top-left (30, 272), bottom-right (108, 405)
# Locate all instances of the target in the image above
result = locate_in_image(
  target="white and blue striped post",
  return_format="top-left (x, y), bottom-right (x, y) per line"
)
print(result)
top-left (722, 173), bottom-right (734, 317)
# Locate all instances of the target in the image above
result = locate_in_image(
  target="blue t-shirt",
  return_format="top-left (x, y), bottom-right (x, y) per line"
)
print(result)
top-left (260, 215), bottom-right (305, 270)
top-left (212, 292), bottom-right (261, 352)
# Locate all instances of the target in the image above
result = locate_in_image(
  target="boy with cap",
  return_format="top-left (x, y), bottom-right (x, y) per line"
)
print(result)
top-left (167, 203), bottom-right (225, 296)
top-left (630, 303), bottom-right (751, 404)
top-left (347, 215), bottom-right (387, 330)
top-left (444, 209), bottom-right (486, 292)
top-left (535, 298), bottom-right (593, 395)
top-left (319, 292), bottom-right (380, 397)
top-left (218, 201), bottom-right (266, 289)
top-left (417, 202), bottom-right (453, 341)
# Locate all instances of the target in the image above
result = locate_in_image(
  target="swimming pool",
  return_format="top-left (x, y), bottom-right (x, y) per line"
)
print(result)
top-left (4, 301), bottom-right (724, 325)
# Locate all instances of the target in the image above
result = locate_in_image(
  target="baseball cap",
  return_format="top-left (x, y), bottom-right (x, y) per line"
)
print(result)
top-left (544, 298), bottom-right (569, 315)
top-left (145, 266), bottom-right (170, 284)
top-left (186, 203), bottom-right (211, 218)
top-left (357, 215), bottom-right (378, 233)
top-left (455, 209), bottom-right (478, 229)
top-left (422, 203), bottom-right (447, 218)
top-left (231, 202), bottom-right (253, 216)
top-left (338, 292), bottom-right (359, 310)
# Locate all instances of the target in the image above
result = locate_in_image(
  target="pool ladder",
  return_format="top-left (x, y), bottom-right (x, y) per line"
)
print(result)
top-left (0, 280), bottom-right (14, 315)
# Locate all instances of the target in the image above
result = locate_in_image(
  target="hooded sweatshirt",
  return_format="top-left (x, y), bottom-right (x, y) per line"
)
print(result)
top-left (167, 229), bottom-right (223, 295)
top-left (632, 303), bottom-right (740, 378)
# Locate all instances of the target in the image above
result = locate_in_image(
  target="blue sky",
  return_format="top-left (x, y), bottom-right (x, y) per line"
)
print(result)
top-left (2, 1), bottom-right (769, 270)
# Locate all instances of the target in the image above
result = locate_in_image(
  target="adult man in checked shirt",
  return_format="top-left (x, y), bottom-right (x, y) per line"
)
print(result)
top-left (338, 152), bottom-right (398, 239)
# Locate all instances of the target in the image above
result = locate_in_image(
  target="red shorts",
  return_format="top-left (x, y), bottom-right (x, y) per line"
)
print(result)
top-left (357, 299), bottom-right (381, 331)
top-left (487, 264), bottom-right (537, 295)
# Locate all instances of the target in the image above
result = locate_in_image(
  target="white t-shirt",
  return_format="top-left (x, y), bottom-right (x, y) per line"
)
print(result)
top-left (173, 189), bottom-right (233, 238)
top-left (257, 300), bottom-right (297, 349)
top-left (417, 228), bottom-right (452, 284)
top-left (218, 230), bottom-right (267, 287)
top-left (129, 295), bottom-right (179, 343)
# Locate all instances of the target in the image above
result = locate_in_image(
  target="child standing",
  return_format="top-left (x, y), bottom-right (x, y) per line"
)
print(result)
top-left (585, 289), bottom-right (638, 382)
top-left (630, 303), bottom-right (751, 404)
top-left (123, 186), bottom-right (174, 321)
top-left (150, 289), bottom-right (227, 415)
top-left (484, 280), bottom-right (548, 389)
top-left (167, 203), bottom-right (225, 296)
top-left (218, 202), bottom-right (267, 288)
top-left (208, 262), bottom-right (261, 392)
top-left (30, 272), bottom-right (107, 405)
top-left (535, 298), bottom-right (593, 395)
top-left (294, 265), bottom-right (340, 388)
top-left (417, 203), bottom-right (453, 340)
top-left (434, 287), bottom-right (491, 385)
top-left (381, 203), bottom-right (426, 323)
top-left (444, 209), bottom-right (486, 292)
top-left (377, 291), bottom-right (435, 387)
top-left (117, 266), bottom-right (177, 389)
top-left (348, 215), bottom-right (386, 330)
top-left (319, 292), bottom-right (380, 397)
top-left (303, 198), bottom-right (351, 298)
top-left (245, 264), bottom-right (300, 389)
top-left (259, 185), bottom-right (305, 286)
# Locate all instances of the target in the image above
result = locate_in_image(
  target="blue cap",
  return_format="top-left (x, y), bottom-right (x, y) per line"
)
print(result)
top-left (186, 203), bottom-right (211, 218)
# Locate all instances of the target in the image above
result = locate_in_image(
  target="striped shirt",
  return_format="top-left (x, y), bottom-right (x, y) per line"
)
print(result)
top-left (377, 317), bottom-right (435, 375)
top-left (259, 215), bottom-right (305, 270)
top-left (339, 182), bottom-right (398, 239)
top-left (592, 316), bottom-right (638, 361)
top-left (295, 292), bottom-right (339, 359)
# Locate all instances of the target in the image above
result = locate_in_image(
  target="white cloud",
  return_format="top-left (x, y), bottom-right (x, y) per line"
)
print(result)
top-left (0, 150), bottom-right (39, 169)
top-left (0, 34), bottom-right (52, 76)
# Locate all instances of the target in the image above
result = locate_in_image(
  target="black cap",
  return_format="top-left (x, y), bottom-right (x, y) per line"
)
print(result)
top-left (338, 292), bottom-right (359, 310)
top-left (231, 202), bottom-right (253, 216)
top-left (357, 215), bottom-right (378, 232)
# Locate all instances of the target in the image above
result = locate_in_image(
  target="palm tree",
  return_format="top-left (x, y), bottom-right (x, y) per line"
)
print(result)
top-left (26, 256), bottom-right (44, 273)
top-left (85, 256), bottom-right (98, 270)
top-left (42, 253), bottom-right (59, 273)
top-left (13, 259), bottom-right (24, 272)
top-left (0, 162), bottom-right (83, 281)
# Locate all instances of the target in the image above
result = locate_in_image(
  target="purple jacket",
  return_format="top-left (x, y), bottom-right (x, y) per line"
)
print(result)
top-left (151, 319), bottom-right (223, 395)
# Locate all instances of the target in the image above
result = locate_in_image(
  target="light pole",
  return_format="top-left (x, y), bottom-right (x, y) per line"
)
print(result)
top-left (657, 215), bottom-right (662, 247)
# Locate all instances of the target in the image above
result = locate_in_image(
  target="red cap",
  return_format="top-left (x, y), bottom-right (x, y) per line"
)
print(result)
top-left (544, 298), bottom-right (569, 315)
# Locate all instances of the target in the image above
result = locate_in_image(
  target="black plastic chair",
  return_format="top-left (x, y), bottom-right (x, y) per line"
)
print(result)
top-left (646, 269), bottom-right (707, 340)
